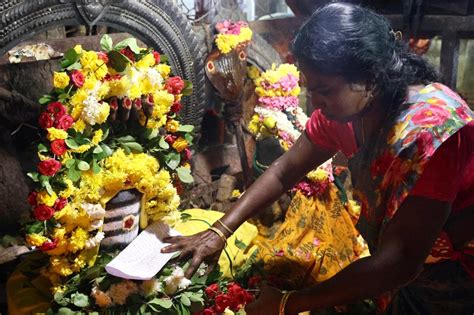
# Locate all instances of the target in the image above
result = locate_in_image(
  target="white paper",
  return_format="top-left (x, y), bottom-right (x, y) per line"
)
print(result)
top-left (105, 221), bottom-right (181, 280)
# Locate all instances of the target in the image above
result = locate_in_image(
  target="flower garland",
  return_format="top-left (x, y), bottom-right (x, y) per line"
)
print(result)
top-left (24, 35), bottom-right (195, 289)
top-left (215, 20), bottom-right (253, 54)
top-left (248, 63), bottom-right (333, 196)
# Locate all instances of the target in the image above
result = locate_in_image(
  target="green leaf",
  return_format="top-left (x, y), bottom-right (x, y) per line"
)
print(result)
top-left (72, 293), bottom-right (90, 308)
top-left (184, 133), bottom-right (194, 144)
top-left (101, 143), bottom-right (113, 156)
top-left (64, 159), bottom-right (76, 169)
top-left (57, 307), bottom-right (75, 315)
top-left (65, 138), bottom-right (79, 149)
top-left (100, 34), bottom-right (113, 52)
top-left (39, 95), bottom-right (52, 105)
top-left (180, 295), bottom-right (191, 307)
top-left (159, 137), bottom-right (170, 149)
top-left (182, 80), bottom-right (193, 96)
top-left (114, 38), bottom-right (141, 54)
top-left (177, 125), bottom-right (194, 133)
top-left (178, 302), bottom-right (191, 315)
top-left (166, 152), bottom-right (181, 170)
top-left (116, 135), bottom-right (136, 143)
top-left (93, 146), bottom-right (103, 154)
top-left (108, 50), bottom-right (130, 72)
top-left (67, 166), bottom-right (81, 182)
top-left (188, 293), bottom-right (204, 303)
top-left (40, 178), bottom-right (54, 195)
top-left (38, 143), bottom-right (48, 153)
top-left (101, 127), bottom-right (109, 141)
top-left (77, 161), bottom-right (90, 171)
top-left (160, 55), bottom-right (169, 64)
top-left (176, 167), bottom-right (194, 183)
top-left (234, 238), bottom-right (247, 250)
top-left (122, 142), bottom-right (143, 153)
top-left (149, 298), bottom-right (173, 309)
top-left (66, 61), bottom-right (82, 70)
top-left (61, 48), bottom-right (79, 68)
top-left (26, 221), bottom-right (44, 234)
top-left (27, 172), bottom-right (40, 182)
top-left (92, 159), bottom-right (101, 174)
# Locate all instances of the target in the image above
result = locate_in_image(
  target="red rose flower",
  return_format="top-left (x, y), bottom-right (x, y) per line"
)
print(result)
top-left (38, 159), bottom-right (61, 177)
top-left (34, 205), bottom-right (55, 221)
top-left (152, 51), bottom-right (161, 64)
top-left (53, 198), bottom-right (68, 211)
top-left (201, 308), bottom-right (215, 315)
top-left (165, 76), bottom-right (185, 95)
top-left (171, 101), bottom-right (183, 113)
top-left (40, 238), bottom-right (58, 251)
top-left (120, 47), bottom-right (135, 62)
top-left (27, 191), bottom-right (38, 206)
top-left (54, 114), bottom-right (74, 130)
top-left (47, 102), bottom-right (67, 119)
top-left (205, 283), bottom-right (220, 298)
top-left (411, 105), bottom-right (451, 126)
top-left (183, 148), bottom-right (192, 161)
top-left (38, 112), bottom-right (54, 129)
top-left (214, 294), bottom-right (230, 313)
top-left (70, 69), bottom-right (85, 88)
top-left (97, 52), bottom-right (109, 64)
top-left (51, 139), bottom-right (67, 156)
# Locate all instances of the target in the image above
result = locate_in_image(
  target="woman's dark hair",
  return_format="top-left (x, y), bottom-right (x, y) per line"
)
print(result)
top-left (292, 2), bottom-right (439, 109)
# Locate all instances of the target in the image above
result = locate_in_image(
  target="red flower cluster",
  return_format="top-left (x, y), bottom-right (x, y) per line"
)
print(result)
top-left (293, 179), bottom-right (330, 197)
top-left (200, 282), bottom-right (253, 314)
top-left (165, 76), bottom-right (185, 95)
top-left (38, 101), bottom-right (74, 131)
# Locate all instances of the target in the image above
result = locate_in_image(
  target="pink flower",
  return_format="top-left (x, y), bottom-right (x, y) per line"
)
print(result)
top-left (54, 114), bottom-right (74, 130)
top-left (183, 148), bottom-right (192, 161)
top-left (411, 105), bottom-right (451, 126)
top-left (165, 76), bottom-right (185, 95)
top-left (70, 70), bottom-right (85, 88)
top-left (38, 159), bottom-right (61, 176)
top-left (455, 106), bottom-right (471, 121)
top-left (152, 51), bottom-right (160, 64)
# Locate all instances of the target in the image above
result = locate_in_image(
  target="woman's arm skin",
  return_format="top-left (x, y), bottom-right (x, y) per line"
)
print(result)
top-left (161, 133), bottom-right (335, 278)
top-left (246, 196), bottom-right (452, 314)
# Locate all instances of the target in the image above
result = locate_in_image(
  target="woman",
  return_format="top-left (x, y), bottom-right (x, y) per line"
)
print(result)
top-left (163, 3), bottom-right (474, 314)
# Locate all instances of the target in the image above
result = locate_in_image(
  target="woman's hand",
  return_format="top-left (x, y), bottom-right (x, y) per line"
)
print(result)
top-left (245, 283), bottom-right (286, 315)
top-left (161, 229), bottom-right (225, 278)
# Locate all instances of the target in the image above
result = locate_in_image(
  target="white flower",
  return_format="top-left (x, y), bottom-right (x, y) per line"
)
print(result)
top-left (85, 231), bottom-right (105, 249)
top-left (145, 67), bottom-right (163, 88)
top-left (140, 279), bottom-right (163, 296)
top-left (82, 203), bottom-right (106, 220)
top-left (163, 266), bottom-right (192, 295)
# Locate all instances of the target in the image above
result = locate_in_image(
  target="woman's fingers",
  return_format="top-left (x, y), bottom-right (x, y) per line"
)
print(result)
top-left (185, 254), bottom-right (205, 279)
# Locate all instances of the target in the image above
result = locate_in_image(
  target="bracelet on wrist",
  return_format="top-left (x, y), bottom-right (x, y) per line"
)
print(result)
top-left (208, 226), bottom-right (227, 247)
top-left (216, 219), bottom-right (234, 236)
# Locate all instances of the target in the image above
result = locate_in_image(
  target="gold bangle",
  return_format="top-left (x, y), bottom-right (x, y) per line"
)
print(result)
top-left (216, 219), bottom-right (234, 235)
top-left (208, 227), bottom-right (227, 247)
top-left (279, 290), bottom-right (295, 315)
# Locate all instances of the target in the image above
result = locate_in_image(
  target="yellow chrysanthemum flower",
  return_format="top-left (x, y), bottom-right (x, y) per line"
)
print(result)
top-left (136, 53), bottom-right (155, 69)
top-left (72, 119), bottom-right (86, 133)
top-left (37, 190), bottom-right (58, 207)
top-left (165, 119), bottom-right (179, 133)
top-left (50, 256), bottom-right (74, 277)
top-left (91, 129), bottom-right (103, 145)
top-left (67, 227), bottom-right (89, 253)
top-left (306, 168), bottom-right (328, 182)
top-left (53, 72), bottom-right (70, 89)
top-left (26, 233), bottom-right (48, 247)
top-left (47, 128), bottom-right (68, 141)
top-left (80, 51), bottom-right (99, 74)
top-left (156, 64), bottom-right (171, 78)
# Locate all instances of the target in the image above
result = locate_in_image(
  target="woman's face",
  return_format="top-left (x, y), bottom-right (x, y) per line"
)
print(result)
top-left (301, 64), bottom-right (371, 122)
